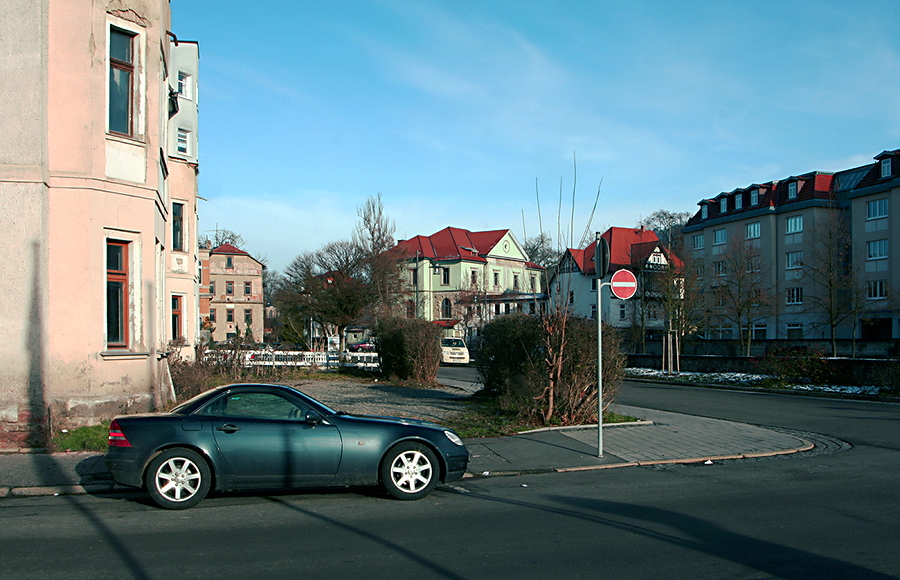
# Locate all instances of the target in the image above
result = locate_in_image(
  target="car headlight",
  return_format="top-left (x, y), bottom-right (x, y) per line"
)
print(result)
top-left (444, 430), bottom-right (464, 446)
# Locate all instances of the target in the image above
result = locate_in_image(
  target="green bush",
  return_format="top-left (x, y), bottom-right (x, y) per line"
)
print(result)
top-left (477, 312), bottom-right (625, 425)
top-left (376, 316), bottom-right (441, 383)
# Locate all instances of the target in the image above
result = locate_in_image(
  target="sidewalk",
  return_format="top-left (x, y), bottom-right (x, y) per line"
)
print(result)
top-left (0, 404), bottom-right (812, 500)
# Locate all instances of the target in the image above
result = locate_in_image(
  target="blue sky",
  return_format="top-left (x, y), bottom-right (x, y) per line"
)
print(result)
top-left (173, 0), bottom-right (900, 272)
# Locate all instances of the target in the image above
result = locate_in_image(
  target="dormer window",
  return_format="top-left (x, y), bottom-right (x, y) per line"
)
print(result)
top-left (720, 197), bottom-right (728, 213)
top-left (734, 194), bottom-right (743, 210)
top-left (750, 189), bottom-right (759, 205)
top-left (701, 205), bottom-right (708, 219)
top-left (788, 182), bottom-right (797, 199)
top-left (881, 158), bottom-right (892, 178)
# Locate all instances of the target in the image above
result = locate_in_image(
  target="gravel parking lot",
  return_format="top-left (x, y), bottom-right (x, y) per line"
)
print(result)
top-left (286, 379), bottom-right (472, 424)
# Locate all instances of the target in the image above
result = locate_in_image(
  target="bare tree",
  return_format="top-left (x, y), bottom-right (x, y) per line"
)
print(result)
top-left (523, 232), bottom-right (561, 270)
top-left (204, 227), bottom-right (246, 249)
top-left (707, 239), bottom-right (776, 356)
top-left (352, 193), bottom-right (404, 319)
top-left (801, 211), bottom-right (868, 356)
top-left (638, 210), bottom-right (691, 253)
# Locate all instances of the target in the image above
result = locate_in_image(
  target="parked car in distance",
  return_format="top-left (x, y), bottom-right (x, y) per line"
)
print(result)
top-left (348, 340), bottom-right (376, 352)
top-left (440, 338), bottom-right (470, 365)
top-left (105, 383), bottom-right (468, 509)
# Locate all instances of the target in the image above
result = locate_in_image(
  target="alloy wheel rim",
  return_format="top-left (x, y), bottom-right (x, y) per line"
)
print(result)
top-left (390, 450), bottom-right (433, 493)
top-left (156, 457), bottom-right (202, 502)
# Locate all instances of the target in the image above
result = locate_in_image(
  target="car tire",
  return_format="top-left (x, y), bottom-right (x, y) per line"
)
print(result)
top-left (380, 442), bottom-right (439, 500)
top-left (145, 448), bottom-right (211, 510)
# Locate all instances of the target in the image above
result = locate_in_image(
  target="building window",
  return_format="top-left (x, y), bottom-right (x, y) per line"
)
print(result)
top-left (106, 240), bottom-right (129, 348)
top-left (494, 303), bottom-right (501, 316)
top-left (177, 129), bottom-right (190, 155)
top-left (226, 309), bottom-right (234, 323)
top-left (513, 274), bottom-right (520, 291)
top-left (750, 190), bottom-right (759, 205)
top-left (172, 202), bottom-right (184, 251)
top-left (745, 256), bottom-right (761, 273)
top-left (177, 71), bottom-right (192, 99)
top-left (692, 234), bottom-right (704, 250)
top-left (786, 287), bottom-right (803, 305)
top-left (867, 198), bottom-right (888, 220)
top-left (568, 291), bottom-right (574, 304)
top-left (226, 281), bottom-right (234, 295)
top-left (619, 303), bottom-right (626, 321)
top-left (209, 308), bottom-right (216, 323)
top-left (226, 256), bottom-right (234, 269)
top-left (441, 267), bottom-right (450, 285)
top-left (209, 281), bottom-right (215, 295)
top-left (591, 278), bottom-right (597, 291)
top-left (786, 323), bottom-right (804, 339)
top-left (701, 205), bottom-right (708, 219)
top-left (530, 275), bottom-right (537, 291)
top-left (788, 182), bottom-right (798, 199)
top-left (244, 309), bottom-right (252, 325)
top-left (108, 27), bottom-right (135, 135)
top-left (244, 281), bottom-right (252, 296)
top-left (720, 198), bottom-right (728, 213)
top-left (471, 270), bottom-right (478, 286)
top-left (441, 298), bottom-right (452, 319)
top-left (881, 158), bottom-right (892, 178)
top-left (752, 324), bottom-right (767, 340)
top-left (171, 295), bottom-right (183, 342)
top-left (867, 280), bottom-right (887, 300)
top-left (745, 222), bottom-right (760, 240)
top-left (648, 305), bottom-right (659, 320)
top-left (505, 303), bottom-right (511, 314)
top-left (493, 271), bottom-right (500, 287)
top-left (786, 215), bottom-right (803, 234)
top-left (590, 304), bottom-right (597, 320)
top-left (867, 239), bottom-right (888, 260)
top-left (734, 194), bottom-right (743, 210)
top-left (713, 229), bottom-right (726, 245)
top-left (786, 251), bottom-right (803, 270)
top-left (411, 268), bottom-right (418, 286)
top-left (714, 261), bottom-right (727, 276)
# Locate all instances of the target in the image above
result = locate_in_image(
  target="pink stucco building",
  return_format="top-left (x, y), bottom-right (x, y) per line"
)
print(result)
top-left (0, 0), bottom-right (200, 449)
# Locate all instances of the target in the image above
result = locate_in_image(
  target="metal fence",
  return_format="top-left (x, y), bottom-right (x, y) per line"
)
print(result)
top-left (205, 350), bottom-right (380, 370)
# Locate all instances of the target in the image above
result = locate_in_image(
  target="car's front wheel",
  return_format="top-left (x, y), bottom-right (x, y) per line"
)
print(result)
top-left (380, 442), bottom-right (439, 500)
top-left (145, 448), bottom-right (211, 510)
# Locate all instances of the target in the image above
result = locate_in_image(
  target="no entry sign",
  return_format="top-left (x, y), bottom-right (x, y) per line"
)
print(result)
top-left (609, 269), bottom-right (637, 300)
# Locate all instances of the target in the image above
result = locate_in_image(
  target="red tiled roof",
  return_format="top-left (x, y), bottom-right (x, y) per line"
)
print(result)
top-left (211, 243), bottom-right (249, 256)
top-left (567, 227), bottom-right (674, 275)
top-left (397, 227), bottom-right (511, 263)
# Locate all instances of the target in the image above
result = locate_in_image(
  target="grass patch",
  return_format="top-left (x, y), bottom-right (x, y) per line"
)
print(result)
top-left (52, 422), bottom-right (109, 452)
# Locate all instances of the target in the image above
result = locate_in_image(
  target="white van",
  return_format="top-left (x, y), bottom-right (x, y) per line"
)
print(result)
top-left (440, 338), bottom-right (470, 365)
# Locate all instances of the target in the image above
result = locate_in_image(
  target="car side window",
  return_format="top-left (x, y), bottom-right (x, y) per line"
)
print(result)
top-left (201, 392), bottom-right (308, 420)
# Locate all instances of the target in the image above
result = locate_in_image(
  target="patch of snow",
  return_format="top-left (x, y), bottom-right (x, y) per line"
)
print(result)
top-left (626, 368), bottom-right (884, 395)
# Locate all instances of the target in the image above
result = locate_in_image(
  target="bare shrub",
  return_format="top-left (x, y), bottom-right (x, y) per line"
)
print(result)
top-left (376, 316), bottom-right (441, 383)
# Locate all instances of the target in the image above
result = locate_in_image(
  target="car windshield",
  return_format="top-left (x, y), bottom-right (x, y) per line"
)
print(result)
top-left (441, 339), bottom-right (466, 348)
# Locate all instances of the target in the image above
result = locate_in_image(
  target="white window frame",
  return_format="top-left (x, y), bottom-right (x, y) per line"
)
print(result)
top-left (713, 229), bottom-right (726, 246)
top-left (701, 205), bottom-right (708, 219)
top-left (177, 71), bottom-right (193, 100)
top-left (867, 239), bottom-right (888, 260)
top-left (786, 215), bottom-right (803, 234)
top-left (746, 222), bottom-right (760, 240)
top-left (692, 234), bottom-right (705, 250)
top-left (750, 189), bottom-right (759, 205)
top-left (788, 182), bottom-right (798, 199)
top-left (881, 158), bottom-right (892, 178)
top-left (786, 287), bottom-right (803, 305)
top-left (786, 251), bottom-right (803, 270)
top-left (735, 194), bottom-right (743, 210)
top-left (867, 280), bottom-right (887, 300)
top-left (720, 198), bottom-right (728, 213)
top-left (867, 198), bottom-right (888, 220)
top-left (176, 129), bottom-right (190, 155)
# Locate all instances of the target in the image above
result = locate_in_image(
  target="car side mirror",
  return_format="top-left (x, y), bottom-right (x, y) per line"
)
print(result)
top-left (305, 410), bottom-right (323, 425)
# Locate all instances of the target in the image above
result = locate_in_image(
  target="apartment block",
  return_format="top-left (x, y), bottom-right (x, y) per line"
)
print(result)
top-left (203, 244), bottom-right (265, 344)
top-left (683, 150), bottom-right (899, 348)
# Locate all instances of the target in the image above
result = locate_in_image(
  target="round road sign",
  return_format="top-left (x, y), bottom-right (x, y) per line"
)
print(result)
top-left (610, 269), bottom-right (637, 300)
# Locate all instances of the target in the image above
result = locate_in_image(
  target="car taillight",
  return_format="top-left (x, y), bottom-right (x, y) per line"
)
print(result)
top-left (108, 420), bottom-right (132, 447)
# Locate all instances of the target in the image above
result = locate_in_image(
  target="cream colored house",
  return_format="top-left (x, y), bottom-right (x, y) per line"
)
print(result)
top-left (396, 227), bottom-right (544, 344)
top-left (204, 244), bottom-right (265, 344)
top-left (0, 0), bottom-right (199, 449)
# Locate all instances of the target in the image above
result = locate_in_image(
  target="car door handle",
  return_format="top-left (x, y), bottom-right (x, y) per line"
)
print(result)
top-left (216, 424), bottom-right (241, 433)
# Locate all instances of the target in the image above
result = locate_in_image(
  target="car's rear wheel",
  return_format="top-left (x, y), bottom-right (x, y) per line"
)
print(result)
top-left (380, 442), bottom-right (439, 500)
top-left (145, 448), bottom-right (211, 510)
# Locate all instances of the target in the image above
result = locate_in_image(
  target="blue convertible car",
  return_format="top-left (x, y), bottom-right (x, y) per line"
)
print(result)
top-left (106, 383), bottom-right (469, 509)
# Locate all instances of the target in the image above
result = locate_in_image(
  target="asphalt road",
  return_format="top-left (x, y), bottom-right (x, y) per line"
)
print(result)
top-left (2, 380), bottom-right (898, 579)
